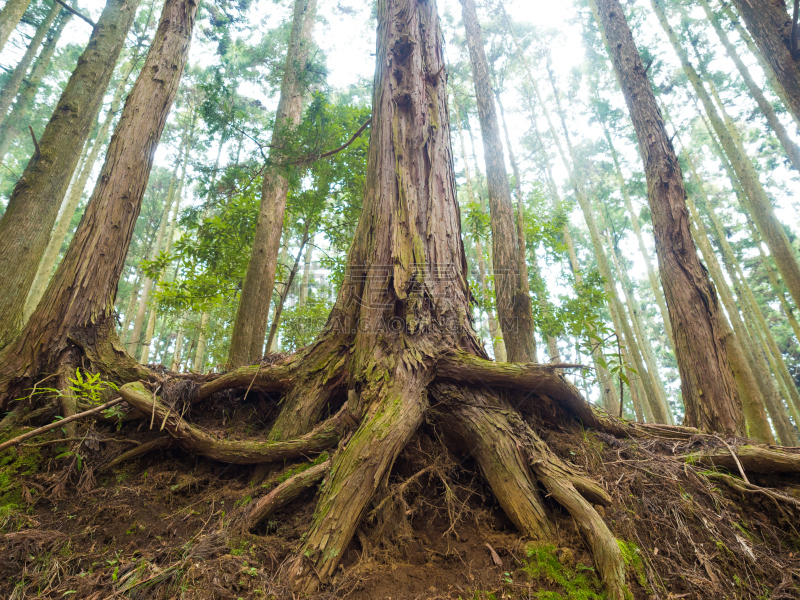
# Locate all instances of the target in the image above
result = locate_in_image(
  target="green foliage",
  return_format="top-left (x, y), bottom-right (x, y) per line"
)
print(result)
top-left (279, 297), bottom-right (333, 353)
top-left (522, 544), bottom-right (606, 599)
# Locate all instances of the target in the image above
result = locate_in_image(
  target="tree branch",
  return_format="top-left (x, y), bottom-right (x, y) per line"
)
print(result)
top-left (54, 0), bottom-right (96, 27)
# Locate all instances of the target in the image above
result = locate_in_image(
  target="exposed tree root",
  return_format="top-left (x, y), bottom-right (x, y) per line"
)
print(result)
top-left (118, 381), bottom-right (351, 464)
top-left (99, 436), bottom-right (174, 472)
top-left (195, 359), bottom-right (295, 401)
top-left (683, 445), bottom-right (800, 474)
top-left (287, 371), bottom-right (429, 593)
top-left (246, 458), bottom-right (331, 530)
top-left (704, 471), bottom-right (800, 512)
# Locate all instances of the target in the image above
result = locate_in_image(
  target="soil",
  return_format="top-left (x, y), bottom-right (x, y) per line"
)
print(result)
top-left (2, 387), bottom-right (799, 599)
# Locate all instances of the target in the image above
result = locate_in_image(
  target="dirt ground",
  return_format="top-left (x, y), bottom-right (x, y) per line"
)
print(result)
top-left (2, 388), bottom-right (799, 599)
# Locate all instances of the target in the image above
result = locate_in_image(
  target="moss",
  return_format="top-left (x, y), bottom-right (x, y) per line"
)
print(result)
top-left (0, 427), bottom-right (44, 511)
top-left (271, 453), bottom-right (329, 487)
top-left (617, 539), bottom-right (648, 593)
top-left (522, 543), bottom-right (606, 599)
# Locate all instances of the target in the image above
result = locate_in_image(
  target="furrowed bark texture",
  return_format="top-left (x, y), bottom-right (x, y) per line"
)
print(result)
top-left (460, 0), bottom-right (536, 364)
top-left (227, 0), bottom-right (318, 368)
top-left (0, 0), bottom-right (197, 407)
top-left (0, 0), bottom-right (31, 53)
top-left (0, 1), bottom-right (60, 126)
top-left (730, 0), bottom-right (800, 125)
top-left (24, 59), bottom-right (137, 322)
top-left (592, 0), bottom-right (744, 435)
top-left (0, 0), bottom-right (140, 349)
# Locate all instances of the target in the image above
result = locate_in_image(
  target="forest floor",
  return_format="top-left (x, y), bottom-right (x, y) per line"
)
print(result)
top-left (1, 386), bottom-right (799, 599)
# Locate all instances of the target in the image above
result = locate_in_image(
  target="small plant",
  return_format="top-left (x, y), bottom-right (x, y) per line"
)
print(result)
top-left (38, 369), bottom-right (124, 427)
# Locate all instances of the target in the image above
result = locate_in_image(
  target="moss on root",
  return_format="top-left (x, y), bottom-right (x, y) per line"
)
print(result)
top-left (0, 427), bottom-right (43, 514)
top-left (521, 543), bottom-right (607, 599)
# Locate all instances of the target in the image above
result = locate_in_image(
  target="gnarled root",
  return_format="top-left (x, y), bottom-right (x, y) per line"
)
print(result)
top-left (287, 370), bottom-right (429, 593)
top-left (246, 458), bottom-right (331, 530)
top-left (118, 382), bottom-right (350, 464)
top-left (430, 383), bottom-right (553, 539)
top-left (99, 436), bottom-right (174, 473)
top-left (195, 358), bottom-right (296, 402)
top-left (683, 445), bottom-right (800, 474)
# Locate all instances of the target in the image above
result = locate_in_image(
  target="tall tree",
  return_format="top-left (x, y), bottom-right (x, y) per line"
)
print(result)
top-left (729, 0), bottom-right (800, 125)
top-left (0, 0), bottom-right (32, 53)
top-left (227, 0), bottom-right (318, 367)
top-left (591, 0), bottom-right (744, 435)
top-left (0, 0), bottom-right (141, 349)
top-left (460, 0), bottom-right (537, 363)
top-left (0, 10), bottom-right (71, 163)
top-left (0, 0), bottom-right (61, 126)
top-left (0, 0), bottom-right (197, 409)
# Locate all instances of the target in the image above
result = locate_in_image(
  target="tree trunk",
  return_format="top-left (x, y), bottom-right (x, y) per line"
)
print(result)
top-left (119, 269), bottom-right (142, 343)
top-left (719, 0), bottom-right (800, 130)
top-left (170, 328), bottom-right (184, 371)
top-left (0, 1), bottom-right (60, 126)
top-left (651, 0), bottom-right (800, 319)
top-left (600, 122), bottom-right (675, 355)
top-left (0, 0), bottom-right (197, 407)
top-left (23, 60), bottom-right (137, 322)
top-left (592, 0), bottom-right (744, 435)
top-left (461, 0), bottom-right (537, 364)
top-left (298, 243), bottom-right (313, 308)
top-left (0, 0), bottom-right (140, 349)
top-left (193, 311), bottom-right (209, 373)
top-left (0, 0), bottom-right (31, 54)
top-left (227, 0), bottom-right (318, 368)
top-left (265, 226), bottom-right (309, 353)
top-left (452, 94), bottom-right (506, 361)
top-left (729, 0), bottom-right (800, 125)
top-left (0, 12), bottom-right (70, 165)
top-left (698, 0), bottom-right (800, 172)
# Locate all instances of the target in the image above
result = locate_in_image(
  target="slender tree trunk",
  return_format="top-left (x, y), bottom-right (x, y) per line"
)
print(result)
top-left (719, 0), bottom-right (800, 131)
top-left (651, 0), bottom-right (800, 319)
top-left (729, 0), bottom-right (800, 125)
top-left (452, 94), bottom-right (507, 361)
top-left (120, 270), bottom-right (142, 343)
top-left (461, 0), bottom-right (537, 364)
top-left (227, 0), bottom-right (318, 368)
top-left (608, 300), bottom-right (647, 422)
top-left (171, 328), bottom-right (184, 371)
top-left (592, 0), bottom-right (744, 435)
top-left (23, 61), bottom-right (137, 321)
top-left (0, 0), bottom-right (31, 54)
top-left (0, 1), bottom-right (60, 126)
top-left (265, 229), bottom-right (309, 353)
top-left (0, 0), bottom-right (197, 407)
top-left (495, 92), bottom-right (538, 363)
top-left (698, 0), bottom-right (800, 171)
top-left (0, 0), bottom-right (140, 349)
top-left (685, 196), bottom-right (781, 443)
top-left (141, 124), bottom-right (192, 363)
top-left (193, 311), bottom-right (209, 373)
top-left (0, 12), bottom-right (70, 165)
top-left (678, 145), bottom-right (793, 442)
top-left (298, 243), bottom-right (313, 308)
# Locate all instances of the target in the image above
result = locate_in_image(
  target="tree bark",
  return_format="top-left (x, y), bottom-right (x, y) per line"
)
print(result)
top-left (0, 0), bottom-right (197, 407)
top-left (0, 1), bottom-right (60, 127)
top-left (193, 311), bottom-right (209, 373)
top-left (699, 0), bottom-right (800, 172)
top-left (461, 0), bottom-right (537, 364)
top-left (0, 0), bottom-right (31, 54)
top-left (729, 0), bottom-right (800, 126)
top-left (0, 0), bottom-right (140, 349)
top-left (23, 59), bottom-right (137, 322)
top-left (0, 11), bottom-right (70, 164)
top-left (651, 0), bottom-right (800, 319)
top-left (592, 0), bottom-right (744, 435)
top-left (227, 0), bottom-right (318, 368)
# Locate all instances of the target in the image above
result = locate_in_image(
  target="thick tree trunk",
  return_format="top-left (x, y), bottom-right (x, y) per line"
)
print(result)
top-left (699, 0), bottom-right (800, 172)
top-left (0, 1), bottom-right (60, 126)
top-left (651, 0), bottom-right (800, 318)
top-left (0, 0), bottom-right (31, 53)
top-left (24, 61), bottom-right (137, 322)
top-left (729, 0), bottom-right (800, 125)
top-left (227, 0), bottom-right (318, 368)
top-left (461, 0), bottom-right (537, 364)
top-left (0, 0), bottom-right (197, 407)
top-left (0, 12), bottom-right (70, 165)
top-left (592, 0), bottom-right (744, 435)
top-left (0, 0), bottom-right (140, 349)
